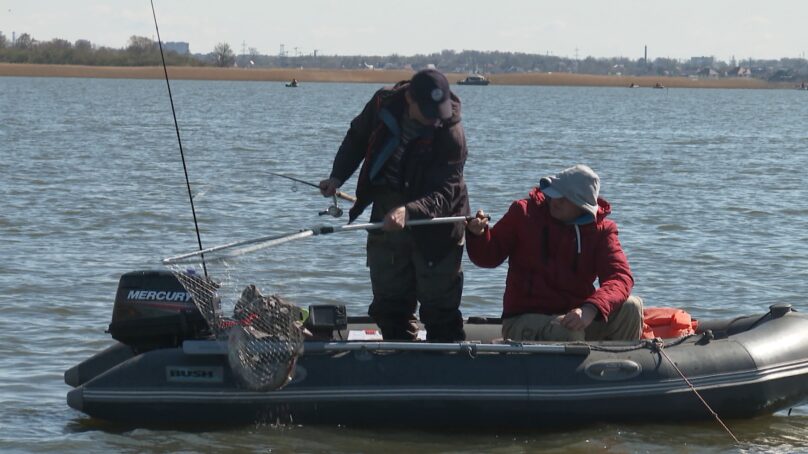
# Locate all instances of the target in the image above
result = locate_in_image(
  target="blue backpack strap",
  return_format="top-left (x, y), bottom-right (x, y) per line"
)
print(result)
top-left (368, 108), bottom-right (401, 181)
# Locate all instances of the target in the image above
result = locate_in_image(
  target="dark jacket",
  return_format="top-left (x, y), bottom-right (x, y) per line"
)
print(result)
top-left (329, 81), bottom-right (470, 261)
top-left (466, 188), bottom-right (633, 320)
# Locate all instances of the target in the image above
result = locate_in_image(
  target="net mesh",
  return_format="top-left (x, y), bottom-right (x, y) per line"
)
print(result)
top-left (167, 260), bottom-right (304, 391)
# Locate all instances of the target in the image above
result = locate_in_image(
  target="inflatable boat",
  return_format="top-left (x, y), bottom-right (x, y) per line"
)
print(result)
top-left (65, 270), bottom-right (808, 427)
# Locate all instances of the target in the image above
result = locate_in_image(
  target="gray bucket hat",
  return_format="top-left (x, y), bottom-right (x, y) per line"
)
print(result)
top-left (539, 164), bottom-right (600, 218)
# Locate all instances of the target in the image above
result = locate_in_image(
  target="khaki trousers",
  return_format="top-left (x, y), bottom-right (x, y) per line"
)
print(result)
top-left (501, 296), bottom-right (644, 342)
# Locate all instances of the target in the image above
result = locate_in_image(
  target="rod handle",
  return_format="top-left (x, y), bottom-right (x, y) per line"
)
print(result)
top-left (336, 191), bottom-right (357, 203)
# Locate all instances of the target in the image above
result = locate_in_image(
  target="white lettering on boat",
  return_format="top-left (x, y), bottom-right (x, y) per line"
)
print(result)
top-left (127, 289), bottom-right (193, 302)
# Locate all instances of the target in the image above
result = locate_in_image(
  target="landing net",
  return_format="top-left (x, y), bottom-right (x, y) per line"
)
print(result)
top-left (166, 257), bottom-right (304, 391)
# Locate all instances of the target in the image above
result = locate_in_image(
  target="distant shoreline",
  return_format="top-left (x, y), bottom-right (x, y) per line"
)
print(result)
top-left (0, 63), bottom-right (794, 89)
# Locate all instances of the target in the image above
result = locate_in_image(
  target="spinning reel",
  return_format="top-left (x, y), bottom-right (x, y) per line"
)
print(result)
top-left (319, 195), bottom-right (343, 218)
top-left (269, 172), bottom-right (354, 219)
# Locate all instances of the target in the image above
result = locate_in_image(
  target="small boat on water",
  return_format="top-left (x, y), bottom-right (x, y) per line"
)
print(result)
top-left (285, 79), bottom-right (299, 88)
top-left (628, 83), bottom-right (640, 88)
top-left (65, 270), bottom-right (808, 427)
top-left (653, 82), bottom-right (666, 89)
top-left (458, 74), bottom-right (490, 86)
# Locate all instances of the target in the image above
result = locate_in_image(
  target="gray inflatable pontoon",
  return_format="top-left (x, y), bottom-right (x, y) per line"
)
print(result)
top-left (65, 271), bottom-right (808, 427)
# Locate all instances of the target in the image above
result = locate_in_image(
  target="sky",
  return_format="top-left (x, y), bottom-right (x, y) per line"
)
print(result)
top-left (1, 0), bottom-right (807, 61)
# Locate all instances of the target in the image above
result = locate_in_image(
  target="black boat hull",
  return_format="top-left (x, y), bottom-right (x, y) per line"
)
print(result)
top-left (66, 310), bottom-right (808, 427)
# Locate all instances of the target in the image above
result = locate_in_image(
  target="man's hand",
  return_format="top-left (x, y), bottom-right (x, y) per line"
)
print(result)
top-left (559, 304), bottom-right (598, 331)
top-left (318, 177), bottom-right (342, 197)
top-left (382, 206), bottom-right (408, 231)
top-left (466, 209), bottom-right (489, 236)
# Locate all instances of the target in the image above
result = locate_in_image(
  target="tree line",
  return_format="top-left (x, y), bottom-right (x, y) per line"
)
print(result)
top-left (0, 32), bottom-right (233, 67)
top-left (272, 49), bottom-right (807, 82)
top-left (2, 31), bottom-right (807, 81)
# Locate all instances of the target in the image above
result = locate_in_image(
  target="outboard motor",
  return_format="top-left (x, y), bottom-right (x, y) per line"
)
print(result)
top-left (107, 270), bottom-right (209, 351)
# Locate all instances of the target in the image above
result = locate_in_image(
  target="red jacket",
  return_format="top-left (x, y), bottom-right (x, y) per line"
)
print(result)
top-left (466, 188), bottom-right (633, 320)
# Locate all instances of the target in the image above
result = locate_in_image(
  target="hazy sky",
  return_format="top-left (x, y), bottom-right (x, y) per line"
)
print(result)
top-left (2, 0), bottom-right (807, 60)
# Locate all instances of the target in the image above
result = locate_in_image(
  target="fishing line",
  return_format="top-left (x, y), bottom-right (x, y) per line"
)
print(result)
top-left (150, 0), bottom-right (208, 277)
top-left (653, 339), bottom-right (741, 445)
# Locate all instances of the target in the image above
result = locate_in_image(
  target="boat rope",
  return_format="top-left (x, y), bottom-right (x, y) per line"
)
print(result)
top-left (652, 338), bottom-right (741, 445)
top-left (587, 334), bottom-right (695, 353)
top-left (149, 0), bottom-right (208, 277)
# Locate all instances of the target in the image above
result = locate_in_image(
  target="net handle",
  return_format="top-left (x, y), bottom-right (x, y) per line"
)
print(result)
top-left (162, 215), bottom-right (475, 264)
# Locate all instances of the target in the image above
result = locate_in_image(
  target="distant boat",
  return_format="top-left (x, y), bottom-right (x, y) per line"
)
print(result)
top-left (798, 82), bottom-right (808, 90)
top-left (653, 82), bottom-right (665, 89)
top-left (285, 79), bottom-right (299, 88)
top-left (458, 74), bottom-right (490, 86)
top-left (628, 83), bottom-right (640, 88)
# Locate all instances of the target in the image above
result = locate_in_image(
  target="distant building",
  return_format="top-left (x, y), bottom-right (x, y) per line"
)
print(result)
top-left (690, 56), bottom-right (715, 67)
top-left (164, 41), bottom-right (190, 54)
top-left (750, 66), bottom-right (768, 78)
top-left (697, 68), bottom-right (720, 79)
top-left (726, 66), bottom-right (752, 78)
top-left (769, 69), bottom-right (795, 82)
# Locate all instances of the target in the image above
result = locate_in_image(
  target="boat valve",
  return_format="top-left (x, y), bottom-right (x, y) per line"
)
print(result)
top-left (697, 329), bottom-right (714, 345)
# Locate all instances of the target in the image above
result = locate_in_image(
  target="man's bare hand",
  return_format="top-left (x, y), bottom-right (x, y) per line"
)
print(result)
top-left (466, 209), bottom-right (489, 236)
top-left (318, 177), bottom-right (342, 197)
top-left (383, 206), bottom-right (408, 231)
top-left (559, 304), bottom-right (597, 331)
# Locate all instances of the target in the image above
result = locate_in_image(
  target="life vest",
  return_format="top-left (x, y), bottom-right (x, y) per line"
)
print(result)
top-left (641, 307), bottom-right (698, 339)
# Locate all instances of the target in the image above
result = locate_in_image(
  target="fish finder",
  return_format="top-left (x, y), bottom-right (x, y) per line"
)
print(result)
top-left (305, 304), bottom-right (348, 338)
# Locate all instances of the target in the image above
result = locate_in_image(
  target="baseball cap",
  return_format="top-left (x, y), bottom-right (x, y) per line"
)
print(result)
top-left (409, 69), bottom-right (453, 120)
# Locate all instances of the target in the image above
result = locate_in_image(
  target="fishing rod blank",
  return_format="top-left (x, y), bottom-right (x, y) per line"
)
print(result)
top-left (269, 172), bottom-right (357, 203)
top-left (150, 0), bottom-right (208, 277)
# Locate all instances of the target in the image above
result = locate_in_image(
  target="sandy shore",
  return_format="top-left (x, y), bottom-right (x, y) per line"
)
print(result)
top-left (0, 63), bottom-right (791, 89)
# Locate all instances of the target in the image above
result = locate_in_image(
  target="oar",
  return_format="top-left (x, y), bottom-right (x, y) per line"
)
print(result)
top-left (269, 172), bottom-right (356, 203)
top-left (163, 215), bottom-right (478, 265)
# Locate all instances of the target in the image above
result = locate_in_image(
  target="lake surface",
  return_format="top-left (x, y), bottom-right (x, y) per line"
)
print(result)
top-left (1, 76), bottom-right (807, 453)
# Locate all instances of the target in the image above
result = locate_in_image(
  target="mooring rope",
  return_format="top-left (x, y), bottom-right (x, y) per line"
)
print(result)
top-left (653, 339), bottom-right (741, 445)
top-left (586, 334), bottom-right (696, 354)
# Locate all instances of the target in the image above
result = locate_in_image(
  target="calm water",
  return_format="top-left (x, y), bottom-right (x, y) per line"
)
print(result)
top-left (1, 76), bottom-right (807, 453)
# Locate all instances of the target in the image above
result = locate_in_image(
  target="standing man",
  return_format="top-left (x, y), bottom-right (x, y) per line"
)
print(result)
top-left (319, 69), bottom-right (470, 342)
top-left (466, 165), bottom-right (643, 342)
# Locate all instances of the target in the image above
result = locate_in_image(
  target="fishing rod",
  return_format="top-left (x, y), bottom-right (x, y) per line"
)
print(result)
top-left (269, 172), bottom-right (356, 203)
top-left (150, 0), bottom-right (208, 277)
top-left (163, 215), bottom-right (485, 265)
top-left (269, 172), bottom-right (356, 218)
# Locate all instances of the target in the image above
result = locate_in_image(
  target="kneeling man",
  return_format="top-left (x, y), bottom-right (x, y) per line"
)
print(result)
top-left (466, 164), bottom-right (642, 341)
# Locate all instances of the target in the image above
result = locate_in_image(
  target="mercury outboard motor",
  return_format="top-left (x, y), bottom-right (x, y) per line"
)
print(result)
top-left (107, 270), bottom-right (209, 351)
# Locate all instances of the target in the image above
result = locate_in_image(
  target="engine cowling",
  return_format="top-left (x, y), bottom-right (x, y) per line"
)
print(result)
top-left (108, 270), bottom-right (209, 350)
